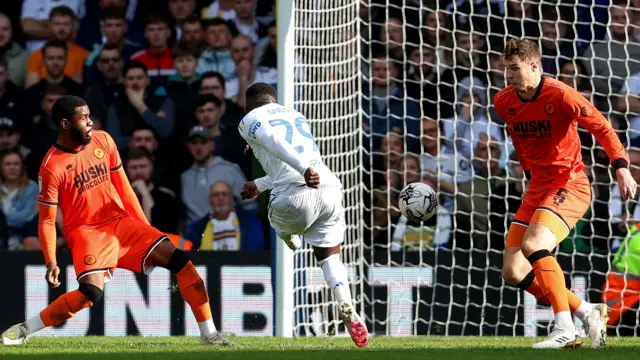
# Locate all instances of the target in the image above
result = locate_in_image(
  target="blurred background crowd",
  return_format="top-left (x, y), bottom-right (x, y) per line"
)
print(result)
top-left (0, 0), bottom-right (636, 262)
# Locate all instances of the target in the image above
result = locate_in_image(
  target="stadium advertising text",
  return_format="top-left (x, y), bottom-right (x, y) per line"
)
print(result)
top-left (1, 251), bottom-right (600, 337)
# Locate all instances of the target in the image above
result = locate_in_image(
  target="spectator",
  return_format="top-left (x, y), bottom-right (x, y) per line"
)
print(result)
top-left (488, 47), bottom-right (506, 124)
top-left (128, 125), bottom-right (179, 192)
top-left (440, 22), bottom-right (489, 87)
top-left (168, 0), bottom-right (197, 40)
top-left (584, 0), bottom-right (640, 104)
top-left (442, 76), bottom-right (503, 159)
top-left (558, 59), bottom-right (593, 99)
top-left (539, 6), bottom-right (576, 77)
top-left (362, 52), bottom-right (420, 152)
top-left (180, 15), bottom-right (206, 56)
top-left (83, 7), bottom-right (142, 85)
top-left (225, 34), bottom-right (277, 107)
top-left (257, 20), bottom-right (276, 69)
top-left (199, 71), bottom-right (244, 129)
top-left (617, 71), bottom-right (640, 141)
top-left (379, 16), bottom-right (405, 61)
top-left (22, 40), bottom-right (84, 121)
top-left (186, 181), bottom-right (264, 251)
top-left (165, 41), bottom-right (201, 140)
top-left (232, 0), bottom-right (267, 46)
top-left (0, 58), bottom-right (22, 121)
top-left (406, 44), bottom-right (455, 120)
top-left (197, 19), bottom-right (235, 80)
top-left (20, 0), bottom-right (85, 53)
top-left (23, 84), bottom-right (64, 178)
top-left (77, 0), bottom-right (144, 52)
top-left (488, 0), bottom-right (539, 45)
top-left (202, 0), bottom-right (236, 21)
top-left (25, 6), bottom-right (89, 88)
top-left (420, 118), bottom-right (471, 244)
top-left (84, 44), bottom-right (123, 128)
top-left (194, 94), bottom-right (246, 168)
top-left (0, 117), bottom-right (31, 164)
top-left (490, 151), bottom-right (526, 251)
top-left (181, 125), bottom-right (255, 223)
top-left (126, 147), bottom-right (180, 233)
top-left (0, 149), bottom-right (38, 250)
top-left (457, 133), bottom-right (506, 250)
top-left (107, 60), bottom-right (174, 151)
top-left (0, 13), bottom-right (28, 88)
top-left (130, 14), bottom-right (175, 89)
top-left (370, 131), bottom-right (404, 190)
top-left (390, 154), bottom-right (444, 251)
top-left (422, 7), bottom-right (451, 73)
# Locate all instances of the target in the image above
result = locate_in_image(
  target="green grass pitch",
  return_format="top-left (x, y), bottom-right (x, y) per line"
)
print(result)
top-left (2, 336), bottom-right (640, 359)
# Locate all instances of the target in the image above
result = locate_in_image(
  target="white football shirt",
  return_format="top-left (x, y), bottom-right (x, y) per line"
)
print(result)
top-left (239, 103), bottom-right (340, 192)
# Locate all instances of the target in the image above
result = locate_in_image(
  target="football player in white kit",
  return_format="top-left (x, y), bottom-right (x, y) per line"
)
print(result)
top-left (238, 83), bottom-right (369, 347)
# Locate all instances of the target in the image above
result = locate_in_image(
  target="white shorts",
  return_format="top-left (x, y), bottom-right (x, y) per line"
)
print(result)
top-left (268, 184), bottom-right (345, 248)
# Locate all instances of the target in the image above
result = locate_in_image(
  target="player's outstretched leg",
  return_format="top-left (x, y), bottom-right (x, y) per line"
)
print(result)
top-left (2, 274), bottom-right (103, 345)
top-left (150, 240), bottom-right (235, 346)
top-left (503, 224), bottom-right (607, 347)
top-left (313, 245), bottom-right (368, 348)
top-left (521, 224), bottom-right (581, 349)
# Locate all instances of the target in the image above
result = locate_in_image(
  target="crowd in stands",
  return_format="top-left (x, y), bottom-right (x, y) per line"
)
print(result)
top-left (0, 0), bottom-right (275, 251)
top-left (0, 0), bottom-right (637, 258)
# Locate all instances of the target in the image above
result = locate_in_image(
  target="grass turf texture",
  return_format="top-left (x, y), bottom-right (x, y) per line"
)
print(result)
top-left (2, 336), bottom-right (640, 359)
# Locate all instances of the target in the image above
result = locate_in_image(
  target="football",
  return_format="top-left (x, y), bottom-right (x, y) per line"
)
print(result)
top-left (398, 182), bottom-right (438, 222)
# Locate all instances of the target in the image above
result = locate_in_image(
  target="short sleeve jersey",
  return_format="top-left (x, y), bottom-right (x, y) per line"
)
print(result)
top-left (38, 131), bottom-right (129, 232)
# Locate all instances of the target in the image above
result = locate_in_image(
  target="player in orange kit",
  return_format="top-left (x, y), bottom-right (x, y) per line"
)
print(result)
top-left (1, 95), bottom-right (233, 346)
top-left (494, 40), bottom-right (637, 349)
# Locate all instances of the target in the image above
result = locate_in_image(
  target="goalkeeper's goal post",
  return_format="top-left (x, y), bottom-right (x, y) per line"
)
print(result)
top-left (276, 0), bottom-right (639, 338)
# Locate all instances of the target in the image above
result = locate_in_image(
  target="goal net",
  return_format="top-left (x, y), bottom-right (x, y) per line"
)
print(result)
top-left (290, 0), bottom-right (640, 337)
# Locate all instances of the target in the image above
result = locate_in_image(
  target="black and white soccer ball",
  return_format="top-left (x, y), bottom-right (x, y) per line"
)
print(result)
top-left (398, 182), bottom-right (438, 222)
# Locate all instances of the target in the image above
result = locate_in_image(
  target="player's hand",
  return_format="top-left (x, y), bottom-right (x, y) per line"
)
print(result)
top-left (304, 168), bottom-right (320, 188)
top-left (616, 167), bottom-right (637, 200)
top-left (241, 181), bottom-right (260, 200)
top-left (46, 262), bottom-right (61, 288)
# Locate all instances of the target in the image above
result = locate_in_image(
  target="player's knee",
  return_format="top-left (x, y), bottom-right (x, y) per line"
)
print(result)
top-left (78, 282), bottom-right (103, 305)
top-left (166, 249), bottom-right (190, 274)
top-left (520, 224), bottom-right (555, 257)
top-left (501, 265), bottom-right (522, 286)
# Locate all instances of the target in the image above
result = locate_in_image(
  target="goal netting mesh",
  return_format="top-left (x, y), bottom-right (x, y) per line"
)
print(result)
top-left (291, 0), bottom-right (640, 337)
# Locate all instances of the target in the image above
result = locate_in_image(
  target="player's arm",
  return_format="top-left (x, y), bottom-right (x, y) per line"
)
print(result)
top-left (566, 92), bottom-right (627, 166)
top-left (254, 175), bottom-right (274, 192)
top-left (493, 94), bottom-right (530, 179)
top-left (37, 168), bottom-right (61, 287)
top-left (105, 132), bottom-right (150, 224)
top-left (565, 91), bottom-right (637, 199)
top-left (111, 165), bottom-right (150, 225)
top-left (251, 120), bottom-right (310, 175)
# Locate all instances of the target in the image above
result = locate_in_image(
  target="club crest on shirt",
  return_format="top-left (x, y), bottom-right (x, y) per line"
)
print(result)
top-left (94, 148), bottom-right (104, 159)
top-left (544, 102), bottom-right (556, 115)
top-left (84, 254), bottom-right (97, 265)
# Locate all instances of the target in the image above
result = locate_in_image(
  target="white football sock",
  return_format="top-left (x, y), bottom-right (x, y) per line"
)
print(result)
top-left (25, 314), bottom-right (45, 335)
top-left (555, 311), bottom-right (575, 332)
top-left (574, 299), bottom-right (591, 321)
top-left (198, 319), bottom-right (217, 337)
top-left (318, 253), bottom-right (352, 304)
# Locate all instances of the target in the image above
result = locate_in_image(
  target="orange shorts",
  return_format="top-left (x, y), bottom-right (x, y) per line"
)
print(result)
top-left (505, 174), bottom-right (591, 248)
top-left (66, 216), bottom-right (168, 281)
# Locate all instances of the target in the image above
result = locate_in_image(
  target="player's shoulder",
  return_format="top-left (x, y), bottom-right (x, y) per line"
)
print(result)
top-left (494, 85), bottom-right (516, 107)
top-left (542, 77), bottom-right (570, 94)
top-left (38, 146), bottom-right (62, 175)
top-left (90, 130), bottom-right (115, 147)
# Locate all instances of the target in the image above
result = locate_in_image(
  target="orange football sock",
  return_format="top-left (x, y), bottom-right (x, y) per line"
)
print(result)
top-left (530, 253), bottom-right (570, 314)
top-left (176, 261), bottom-right (212, 322)
top-left (40, 290), bottom-right (93, 327)
top-left (525, 276), bottom-right (582, 312)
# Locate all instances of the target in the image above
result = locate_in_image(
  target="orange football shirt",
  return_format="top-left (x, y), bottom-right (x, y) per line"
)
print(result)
top-left (494, 76), bottom-right (628, 188)
top-left (38, 131), bottom-right (129, 233)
